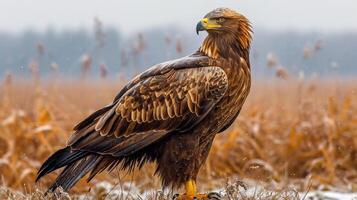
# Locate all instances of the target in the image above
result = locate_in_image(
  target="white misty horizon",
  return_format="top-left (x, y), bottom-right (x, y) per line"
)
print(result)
top-left (0, 0), bottom-right (357, 34)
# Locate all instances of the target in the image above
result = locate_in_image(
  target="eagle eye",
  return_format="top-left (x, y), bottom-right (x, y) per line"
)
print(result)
top-left (216, 17), bottom-right (225, 23)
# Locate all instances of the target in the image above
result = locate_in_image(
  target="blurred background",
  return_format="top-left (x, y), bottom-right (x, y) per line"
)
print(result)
top-left (0, 1), bottom-right (356, 199)
top-left (0, 0), bottom-right (356, 79)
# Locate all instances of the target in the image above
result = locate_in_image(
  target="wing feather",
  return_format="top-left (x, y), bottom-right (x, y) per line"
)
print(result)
top-left (68, 56), bottom-right (227, 156)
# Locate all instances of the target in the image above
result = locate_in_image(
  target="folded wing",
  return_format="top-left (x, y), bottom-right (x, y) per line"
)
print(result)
top-left (68, 59), bottom-right (228, 157)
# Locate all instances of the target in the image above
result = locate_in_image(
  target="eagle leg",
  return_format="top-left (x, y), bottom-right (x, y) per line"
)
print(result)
top-left (172, 180), bottom-right (222, 200)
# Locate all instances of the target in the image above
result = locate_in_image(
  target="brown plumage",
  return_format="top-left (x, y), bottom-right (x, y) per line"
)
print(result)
top-left (36, 7), bottom-right (252, 196)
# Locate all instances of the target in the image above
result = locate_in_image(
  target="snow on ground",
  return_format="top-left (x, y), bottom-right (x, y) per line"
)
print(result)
top-left (302, 191), bottom-right (357, 200)
top-left (94, 181), bottom-right (357, 200)
top-left (3, 181), bottom-right (355, 199)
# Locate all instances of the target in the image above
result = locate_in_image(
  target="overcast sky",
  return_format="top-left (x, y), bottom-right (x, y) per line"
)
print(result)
top-left (0, 0), bottom-right (356, 34)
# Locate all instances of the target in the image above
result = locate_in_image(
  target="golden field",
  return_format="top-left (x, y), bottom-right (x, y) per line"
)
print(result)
top-left (0, 77), bottom-right (356, 199)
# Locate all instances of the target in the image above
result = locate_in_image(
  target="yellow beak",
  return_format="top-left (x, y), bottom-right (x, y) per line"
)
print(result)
top-left (196, 18), bottom-right (222, 34)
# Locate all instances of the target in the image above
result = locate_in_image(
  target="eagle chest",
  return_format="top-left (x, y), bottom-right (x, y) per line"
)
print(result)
top-left (209, 64), bottom-right (251, 132)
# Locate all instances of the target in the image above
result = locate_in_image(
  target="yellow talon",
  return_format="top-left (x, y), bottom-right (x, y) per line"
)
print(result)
top-left (185, 179), bottom-right (196, 196)
top-left (174, 179), bottom-right (218, 200)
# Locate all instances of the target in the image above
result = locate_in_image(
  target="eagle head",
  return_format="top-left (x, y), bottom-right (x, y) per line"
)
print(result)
top-left (197, 8), bottom-right (252, 56)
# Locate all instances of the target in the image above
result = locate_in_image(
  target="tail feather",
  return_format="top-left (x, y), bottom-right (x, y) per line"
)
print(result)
top-left (48, 154), bottom-right (100, 192)
top-left (37, 147), bottom-right (115, 192)
top-left (87, 156), bottom-right (114, 182)
top-left (36, 135), bottom-right (161, 192)
top-left (36, 147), bottom-right (88, 182)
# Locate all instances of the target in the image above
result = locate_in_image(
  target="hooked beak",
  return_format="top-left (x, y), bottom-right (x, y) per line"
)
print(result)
top-left (196, 18), bottom-right (222, 35)
top-left (196, 20), bottom-right (205, 35)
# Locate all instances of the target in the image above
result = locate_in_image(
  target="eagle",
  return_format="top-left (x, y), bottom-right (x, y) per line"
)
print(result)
top-left (36, 8), bottom-right (252, 200)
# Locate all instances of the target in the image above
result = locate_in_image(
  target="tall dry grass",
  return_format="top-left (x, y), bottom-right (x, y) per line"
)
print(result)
top-left (0, 78), bottom-right (356, 196)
